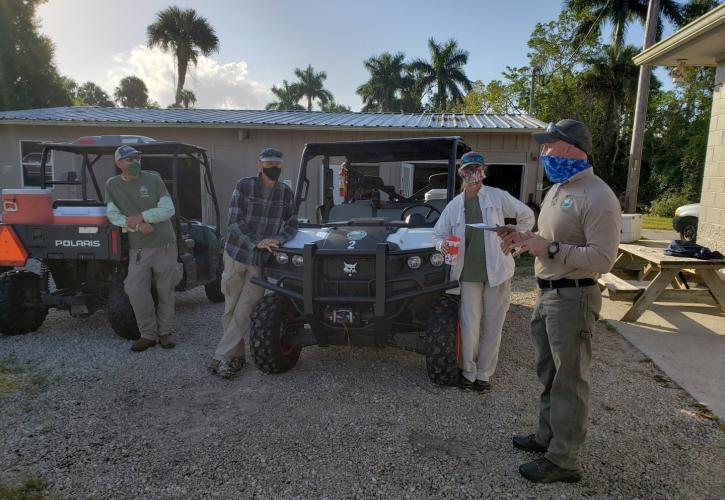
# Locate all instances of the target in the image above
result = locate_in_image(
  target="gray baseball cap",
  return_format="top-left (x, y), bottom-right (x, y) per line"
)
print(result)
top-left (259, 148), bottom-right (283, 161)
top-left (533, 119), bottom-right (592, 155)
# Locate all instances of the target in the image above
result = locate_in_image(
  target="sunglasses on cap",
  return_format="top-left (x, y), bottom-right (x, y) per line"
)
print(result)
top-left (460, 153), bottom-right (484, 167)
top-left (546, 122), bottom-right (586, 152)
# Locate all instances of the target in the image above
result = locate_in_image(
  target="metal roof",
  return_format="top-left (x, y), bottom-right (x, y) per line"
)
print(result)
top-left (0, 107), bottom-right (546, 131)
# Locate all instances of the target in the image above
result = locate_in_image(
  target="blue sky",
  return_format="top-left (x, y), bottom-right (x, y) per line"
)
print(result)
top-left (37, 0), bottom-right (678, 111)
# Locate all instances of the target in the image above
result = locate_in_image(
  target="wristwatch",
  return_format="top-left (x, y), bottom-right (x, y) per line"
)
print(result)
top-left (547, 241), bottom-right (560, 259)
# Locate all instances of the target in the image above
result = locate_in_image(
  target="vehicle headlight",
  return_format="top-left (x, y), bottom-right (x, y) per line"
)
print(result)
top-left (674, 208), bottom-right (681, 216)
top-left (292, 255), bottom-right (304, 267)
top-left (407, 255), bottom-right (422, 269)
top-left (275, 252), bottom-right (289, 264)
top-left (429, 252), bottom-right (445, 267)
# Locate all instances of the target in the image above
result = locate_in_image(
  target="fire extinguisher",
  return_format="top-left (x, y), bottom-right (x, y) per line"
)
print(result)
top-left (339, 165), bottom-right (348, 199)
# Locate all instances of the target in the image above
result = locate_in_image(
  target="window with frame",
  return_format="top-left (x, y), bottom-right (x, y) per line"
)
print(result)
top-left (20, 140), bottom-right (52, 187)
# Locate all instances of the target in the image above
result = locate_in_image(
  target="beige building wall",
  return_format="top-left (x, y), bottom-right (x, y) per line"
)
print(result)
top-left (0, 124), bottom-right (541, 226)
top-left (699, 61), bottom-right (725, 252)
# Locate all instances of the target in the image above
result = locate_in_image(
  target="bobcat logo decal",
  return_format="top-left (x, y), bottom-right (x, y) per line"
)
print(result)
top-left (343, 262), bottom-right (358, 277)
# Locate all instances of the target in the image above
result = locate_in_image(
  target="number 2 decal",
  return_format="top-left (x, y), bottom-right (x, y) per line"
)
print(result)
top-left (347, 240), bottom-right (356, 249)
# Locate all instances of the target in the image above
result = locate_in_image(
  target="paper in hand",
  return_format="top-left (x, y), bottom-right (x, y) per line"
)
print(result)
top-left (465, 223), bottom-right (517, 232)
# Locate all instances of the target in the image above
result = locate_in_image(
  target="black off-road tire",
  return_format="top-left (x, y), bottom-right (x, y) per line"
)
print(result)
top-left (106, 275), bottom-right (141, 340)
top-left (0, 271), bottom-right (48, 335)
top-left (205, 254), bottom-right (225, 303)
top-left (425, 293), bottom-right (460, 385)
top-left (249, 293), bottom-right (302, 374)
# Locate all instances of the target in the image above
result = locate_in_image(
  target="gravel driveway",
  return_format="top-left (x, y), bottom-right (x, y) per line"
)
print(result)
top-left (0, 275), bottom-right (723, 499)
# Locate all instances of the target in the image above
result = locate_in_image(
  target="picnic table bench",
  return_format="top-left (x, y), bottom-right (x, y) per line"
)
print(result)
top-left (600, 240), bottom-right (725, 322)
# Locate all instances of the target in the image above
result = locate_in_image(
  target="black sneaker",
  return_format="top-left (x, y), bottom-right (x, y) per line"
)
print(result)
top-left (458, 376), bottom-right (476, 391)
top-left (473, 380), bottom-right (491, 392)
top-left (519, 457), bottom-right (582, 483)
top-left (513, 434), bottom-right (547, 453)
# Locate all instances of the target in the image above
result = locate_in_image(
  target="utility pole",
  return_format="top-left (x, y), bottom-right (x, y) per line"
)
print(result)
top-left (624, 0), bottom-right (660, 213)
top-left (529, 66), bottom-right (541, 116)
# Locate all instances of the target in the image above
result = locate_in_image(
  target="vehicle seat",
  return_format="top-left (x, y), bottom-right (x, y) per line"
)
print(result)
top-left (327, 202), bottom-right (374, 222)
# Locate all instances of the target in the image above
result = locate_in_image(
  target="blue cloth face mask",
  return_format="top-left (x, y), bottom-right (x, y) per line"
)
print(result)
top-left (540, 155), bottom-right (591, 184)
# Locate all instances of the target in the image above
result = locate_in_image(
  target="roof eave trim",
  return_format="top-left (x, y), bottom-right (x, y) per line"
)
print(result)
top-left (633, 4), bottom-right (725, 66)
top-left (0, 120), bottom-right (545, 133)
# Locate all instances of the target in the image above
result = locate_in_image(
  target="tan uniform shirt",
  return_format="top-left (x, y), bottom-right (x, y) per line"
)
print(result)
top-left (535, 168), bottom-right (621, 280)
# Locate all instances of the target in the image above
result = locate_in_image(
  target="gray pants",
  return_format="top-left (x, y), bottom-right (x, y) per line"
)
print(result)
top-left (530, 285), bottom-right (601, 471)
top-left (214, 252), bottom-right (265, 362)
top-left (124, 244), bottom-right (181, 341)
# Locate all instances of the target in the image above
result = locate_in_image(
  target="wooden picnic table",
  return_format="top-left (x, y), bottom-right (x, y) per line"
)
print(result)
top-left (607, 240), bottom-right (725, 322)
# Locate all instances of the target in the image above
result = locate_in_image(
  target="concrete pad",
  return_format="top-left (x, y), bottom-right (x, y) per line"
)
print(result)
top-left (601, 296), bottom-right (725, 419)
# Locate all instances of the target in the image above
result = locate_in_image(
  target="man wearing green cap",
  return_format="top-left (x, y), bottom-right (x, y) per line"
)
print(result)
top-left (106, 145), bottom-right (180, 352)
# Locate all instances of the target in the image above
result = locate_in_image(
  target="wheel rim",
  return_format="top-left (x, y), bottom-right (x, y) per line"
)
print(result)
top-left (683, 225), bottom-right (696, 241)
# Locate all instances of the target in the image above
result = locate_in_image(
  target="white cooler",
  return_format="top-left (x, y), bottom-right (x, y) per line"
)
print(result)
top-left (620, 213), bottom-right (642, 243)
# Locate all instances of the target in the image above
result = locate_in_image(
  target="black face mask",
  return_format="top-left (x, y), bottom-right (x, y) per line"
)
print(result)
top-left (263, 166), bottom-right (282, 181)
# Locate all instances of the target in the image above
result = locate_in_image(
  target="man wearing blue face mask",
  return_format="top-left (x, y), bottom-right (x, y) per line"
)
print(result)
top-left (498, 119), bottom-right (621, 483)
top-left (106, 145), bottom-right (180, 352)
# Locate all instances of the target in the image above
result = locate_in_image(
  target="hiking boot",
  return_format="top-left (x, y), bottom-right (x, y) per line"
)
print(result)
top-left (158, 336), bottom-right (176, 349)
top-left (458, 375), bottom-right (476, 391)
top-left (519, 457), bottom-right (582, 483)
top-left (210, 357), bottom-right (245, 378)
top-left (130, 338), bottom-right (156, 352)
top-left (513, 434), bottom-right (548, 453)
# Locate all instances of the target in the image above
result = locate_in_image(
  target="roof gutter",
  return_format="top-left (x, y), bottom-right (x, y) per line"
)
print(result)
top-left (633, 3), bottom-right (725, 66)
top-left (0, 120), bottom-right (544, 133)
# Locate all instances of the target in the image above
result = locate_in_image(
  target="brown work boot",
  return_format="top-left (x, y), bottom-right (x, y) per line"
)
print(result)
top-left (130, 338), bottom-right (156, 352)
top-left (158, 335), bottom-right (176, 349)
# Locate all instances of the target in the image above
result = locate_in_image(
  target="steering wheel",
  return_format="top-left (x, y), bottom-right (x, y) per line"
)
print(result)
top-left (400, 203), bottom-right (442, 222)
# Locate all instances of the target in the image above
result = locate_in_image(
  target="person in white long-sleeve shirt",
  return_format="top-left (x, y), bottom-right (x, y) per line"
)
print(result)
top-left (432, 151), bottom-right (535, 392)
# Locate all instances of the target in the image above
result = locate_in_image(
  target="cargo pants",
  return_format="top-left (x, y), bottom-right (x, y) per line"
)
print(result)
top-left (213, 252), bottom-right (265, 362)
top-left (124, 243), bottom-right (182, 341)
top-left (530, 284), bottom-right (601, 471)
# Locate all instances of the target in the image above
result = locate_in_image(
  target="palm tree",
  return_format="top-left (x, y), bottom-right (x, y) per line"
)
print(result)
top-left (565, 0), bottom-right (683, 51)
top-left (409, 38), bottom-right (472, 111)
top-left (179, 89), bottom-right (196, 108)
top-left (114, 76), bottom-right (150, 108)
top-left (320, 100), bottom-right (351, 112)
top-left (292, 64), bottom-right (334, 111)
top-left (76, 81), bottom-right (114, 107)
top-left (579, 45), bottom-right (640, 183)
top-left (265, 80), bottom-right (304, 111)
top-left (399, 68), bottom-right (425, 113)
top-left (147, 6), bottom-right (219, 106)
top-left (356, 52), bottom-right (406, 112)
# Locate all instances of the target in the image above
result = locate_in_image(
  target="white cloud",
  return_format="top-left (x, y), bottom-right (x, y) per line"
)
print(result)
top-left (104, 45), bottom-right (272, 109)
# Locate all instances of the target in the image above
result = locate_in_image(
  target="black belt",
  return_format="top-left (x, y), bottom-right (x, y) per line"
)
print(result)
top-left (537, 278), bottom-right (596, 289)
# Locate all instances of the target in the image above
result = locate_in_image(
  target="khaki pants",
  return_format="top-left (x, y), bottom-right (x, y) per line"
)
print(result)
top-left (214, 252), bottom-right (265, 362)
top-left (124, 244), bottom-right (182, 341)
top-left (530, 285), bottom-right (601, 471)
top-left (459, 279), bottom-right (512, 382)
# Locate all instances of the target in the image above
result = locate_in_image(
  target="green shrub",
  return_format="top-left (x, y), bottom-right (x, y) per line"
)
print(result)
top-left (646, 192), bottom-right (692, 218)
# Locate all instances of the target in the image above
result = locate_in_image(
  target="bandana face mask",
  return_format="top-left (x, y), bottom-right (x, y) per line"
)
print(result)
top-left (540, 155), bottom-right (590, 184)
top-left (459, 167), bottom-right (484, 185)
